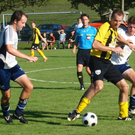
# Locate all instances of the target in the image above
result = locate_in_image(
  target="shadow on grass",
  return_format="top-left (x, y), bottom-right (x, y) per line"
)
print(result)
top-left (10, 86), bottom-right (80, 91)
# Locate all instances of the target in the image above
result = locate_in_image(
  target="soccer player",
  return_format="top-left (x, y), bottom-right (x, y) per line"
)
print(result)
top-left (68, 9), bottom-right (135, 121)
top-left (0, 11), bottom-right (38, 124)
top-left (72, 13), bottom-right (97, 90)
top-left (27, 21), bottom-right (48, 62)
top-left (111, 15), bottom-right (135, 115)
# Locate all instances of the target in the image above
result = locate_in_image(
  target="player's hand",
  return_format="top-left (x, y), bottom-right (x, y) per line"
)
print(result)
top-left (29, 56), bottom-right (38, 62)
top-left (128, 44), bottom-right (135, 51)
top-left (72, 48), bottom-right (76, 54)
top-left (113, 47), bottom-right (123, 55)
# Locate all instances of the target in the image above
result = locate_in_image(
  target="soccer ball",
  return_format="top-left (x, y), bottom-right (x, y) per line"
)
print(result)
top-left (82, 112), bottom-right (98, 126)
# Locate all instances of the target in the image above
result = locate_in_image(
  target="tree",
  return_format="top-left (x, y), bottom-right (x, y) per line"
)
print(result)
top-left (0, 0), bottom-right (48, 15)
top-left (68, 0), bottom-right (135, 22)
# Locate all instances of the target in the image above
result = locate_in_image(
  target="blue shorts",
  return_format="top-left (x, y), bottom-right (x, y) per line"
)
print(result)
top-left (114, 63), bottom-right (131, 74)
top-left (0, 64), bottom-right (25, 91)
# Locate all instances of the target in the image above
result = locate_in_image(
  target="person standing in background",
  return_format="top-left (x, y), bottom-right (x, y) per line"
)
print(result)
top-left (27, 21), bottom-right (48, 62)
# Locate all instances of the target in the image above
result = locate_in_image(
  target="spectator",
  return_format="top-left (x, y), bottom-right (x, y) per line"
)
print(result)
top-left (74, 17), bottom-right (83, 31)
top-left (41, 32), bottom-right (48, 50)
top-left (47, 32), bottom-right (55, 50)
top-left (57, 29), bottom-right (66, 49)
top-left (68, 31), bottom-right (75, 49)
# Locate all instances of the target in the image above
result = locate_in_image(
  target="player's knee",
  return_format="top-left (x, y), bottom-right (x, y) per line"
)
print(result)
top-left (25, 83), bottom-right (33, 91)
top-left (94, 84), bottom-right (103, 93)
top-left (2, 94), bottom-right (11, 101)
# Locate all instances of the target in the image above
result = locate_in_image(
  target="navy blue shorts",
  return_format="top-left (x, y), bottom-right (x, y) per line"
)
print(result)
top-left (0, 64), bottom-right (25, 91)
top-left (76, 49), bottom-right (90, 67)
top-left (114, 63), bottom-right (131, 74)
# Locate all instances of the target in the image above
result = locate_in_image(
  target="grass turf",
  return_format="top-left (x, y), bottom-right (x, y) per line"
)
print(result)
top-left (0, 47), bottom-right (135, 135)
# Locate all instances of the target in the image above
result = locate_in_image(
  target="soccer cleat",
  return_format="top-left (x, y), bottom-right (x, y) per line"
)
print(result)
top-left (80, 86), bottom-right (85, 90)
top-left (118, 116), bottom-right (132, 121)
top-left (13, 113), bottom-right (28, 124)
top-left (44, 58), bottom-right (48, 62)
top-left (4, 115), bottom-right (13, 123)
top-left (67, 110), bottom-right (80, 121)
top-left (129, 107), bottom-right (135, 115)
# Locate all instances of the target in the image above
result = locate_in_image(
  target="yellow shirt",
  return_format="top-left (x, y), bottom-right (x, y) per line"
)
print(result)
top-left (32, 27), bottom-right (40, 44)
top-left (90, 22), bottom-right (118, 60)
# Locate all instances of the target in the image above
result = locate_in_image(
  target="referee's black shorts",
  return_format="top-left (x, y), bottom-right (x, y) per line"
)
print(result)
top-left (76, 49), bottom-right (90, 67)
top-left (90, 56), bottom-right (123, 85)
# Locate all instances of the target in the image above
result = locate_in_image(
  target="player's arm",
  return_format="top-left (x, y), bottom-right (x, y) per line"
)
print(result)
top-left (72, 42), bottom-right (78, 54)
top-left (93, 40), bottom-right (123, 55)
top-left (6, 44), bottom-right (38, 62)
top-left (117, 34), bottom-right (135, 51)
top-left (38, 33), bottom-right (47, 44)
top-left (27, 35), bottom-right (32, 44)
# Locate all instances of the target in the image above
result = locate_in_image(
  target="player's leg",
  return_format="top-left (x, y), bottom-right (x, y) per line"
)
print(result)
top-left (122, 68), bottom-right (135, 114)
top-left (13, 74), bottom-right (33, 124)
top-left (116, 79), bottom-right (131, 120)
top-left (77, 64), bottom-right (84, 90)
top-left (37, 48), bottom-right (48, 62)
top-left (68, 80), bottom-right (103, 121)
top-left (0, 69), bottom-right (13, 123)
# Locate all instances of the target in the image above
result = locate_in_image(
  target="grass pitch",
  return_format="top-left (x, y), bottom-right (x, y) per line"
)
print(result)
top-left (0, 46), bottom-right (135, 135)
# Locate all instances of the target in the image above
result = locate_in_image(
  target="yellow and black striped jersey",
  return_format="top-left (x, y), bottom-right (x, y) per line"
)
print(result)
top-left (32, 27), bottom-right (40, 44)
top-left (90, 22), bottom-right (118, 60)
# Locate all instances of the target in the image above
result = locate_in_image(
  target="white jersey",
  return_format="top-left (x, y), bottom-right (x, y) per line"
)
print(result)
top-left (74, 23), bottom-right (83, 30)
top-left (111, 28), bottom-right (135, 65)
top-left (0, 25), bottom-right (18, 69)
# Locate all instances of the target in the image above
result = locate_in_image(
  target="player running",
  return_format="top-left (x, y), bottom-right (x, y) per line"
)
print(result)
top-left (0, 11), bottom-right (38, 124)
top-left (27, 21), bottom-right (48, 62)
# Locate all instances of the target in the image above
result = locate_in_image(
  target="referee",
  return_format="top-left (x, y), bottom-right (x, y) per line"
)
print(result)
top-left (72, 13), bottom-right (97, 90)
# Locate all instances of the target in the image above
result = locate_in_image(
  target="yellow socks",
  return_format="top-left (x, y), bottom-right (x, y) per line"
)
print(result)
top-left (76, 97), bottom-right (90, 113)
top-left (119, 101), bottom-right (128, 118)
top-left (38, 50), bottom-right (47, 59)
top-left (31, 51), bottom-right (34, 57)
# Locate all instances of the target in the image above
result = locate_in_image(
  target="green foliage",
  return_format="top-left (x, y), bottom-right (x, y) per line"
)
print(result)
top-left (68, 0), bottom-right (135, 18)
top-left (0, 0), bottom-right (48, 14)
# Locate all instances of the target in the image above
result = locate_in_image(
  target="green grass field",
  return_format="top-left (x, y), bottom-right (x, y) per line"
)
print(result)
top-left (0, 46), bottom-right (135, 135)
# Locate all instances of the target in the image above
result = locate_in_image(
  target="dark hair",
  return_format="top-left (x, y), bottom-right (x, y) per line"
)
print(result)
top-left (111, 9), bottom-right (123, 18)
top-left (128, 15), bottom-right (135, 24)
top-left (81, 13), bottom-right (90, 20)
top-left (10, 11), bottom-right (27, 24)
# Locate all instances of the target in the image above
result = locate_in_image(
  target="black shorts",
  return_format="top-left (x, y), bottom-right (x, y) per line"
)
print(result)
top-left (76, 49), bottom-right (90, 67)
top-left (90, 56), bottom-right (123, 85)
top-left (31, 43), bottom-right (40, 50)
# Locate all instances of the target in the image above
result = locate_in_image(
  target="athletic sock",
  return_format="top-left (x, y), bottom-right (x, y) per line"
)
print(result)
top-left (1, 104), bottom-right (10, 116)
top-left (76, 97), bottom-right (90, 113)
top-left (119, 101), bottom-right (128, 118)
top-left (31, 51), bottom-right (34, 57)
top-left (38, 50), bottom-right (47, 59)
top-left (15, 99), bottom-right (28, 114)
top-left (129, 95), bottom-right (135, 107)
top-left (77, 72), bottom-right (84, 87)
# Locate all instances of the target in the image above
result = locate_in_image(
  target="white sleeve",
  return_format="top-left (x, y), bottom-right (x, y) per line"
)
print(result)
top-left (5, 26), bottom-right (14, 45)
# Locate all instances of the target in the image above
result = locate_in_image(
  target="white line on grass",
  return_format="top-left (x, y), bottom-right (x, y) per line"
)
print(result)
top-left (29, 78), bottom-right (125, 85)
top-left (25, 66), bottom-right (75, 73)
